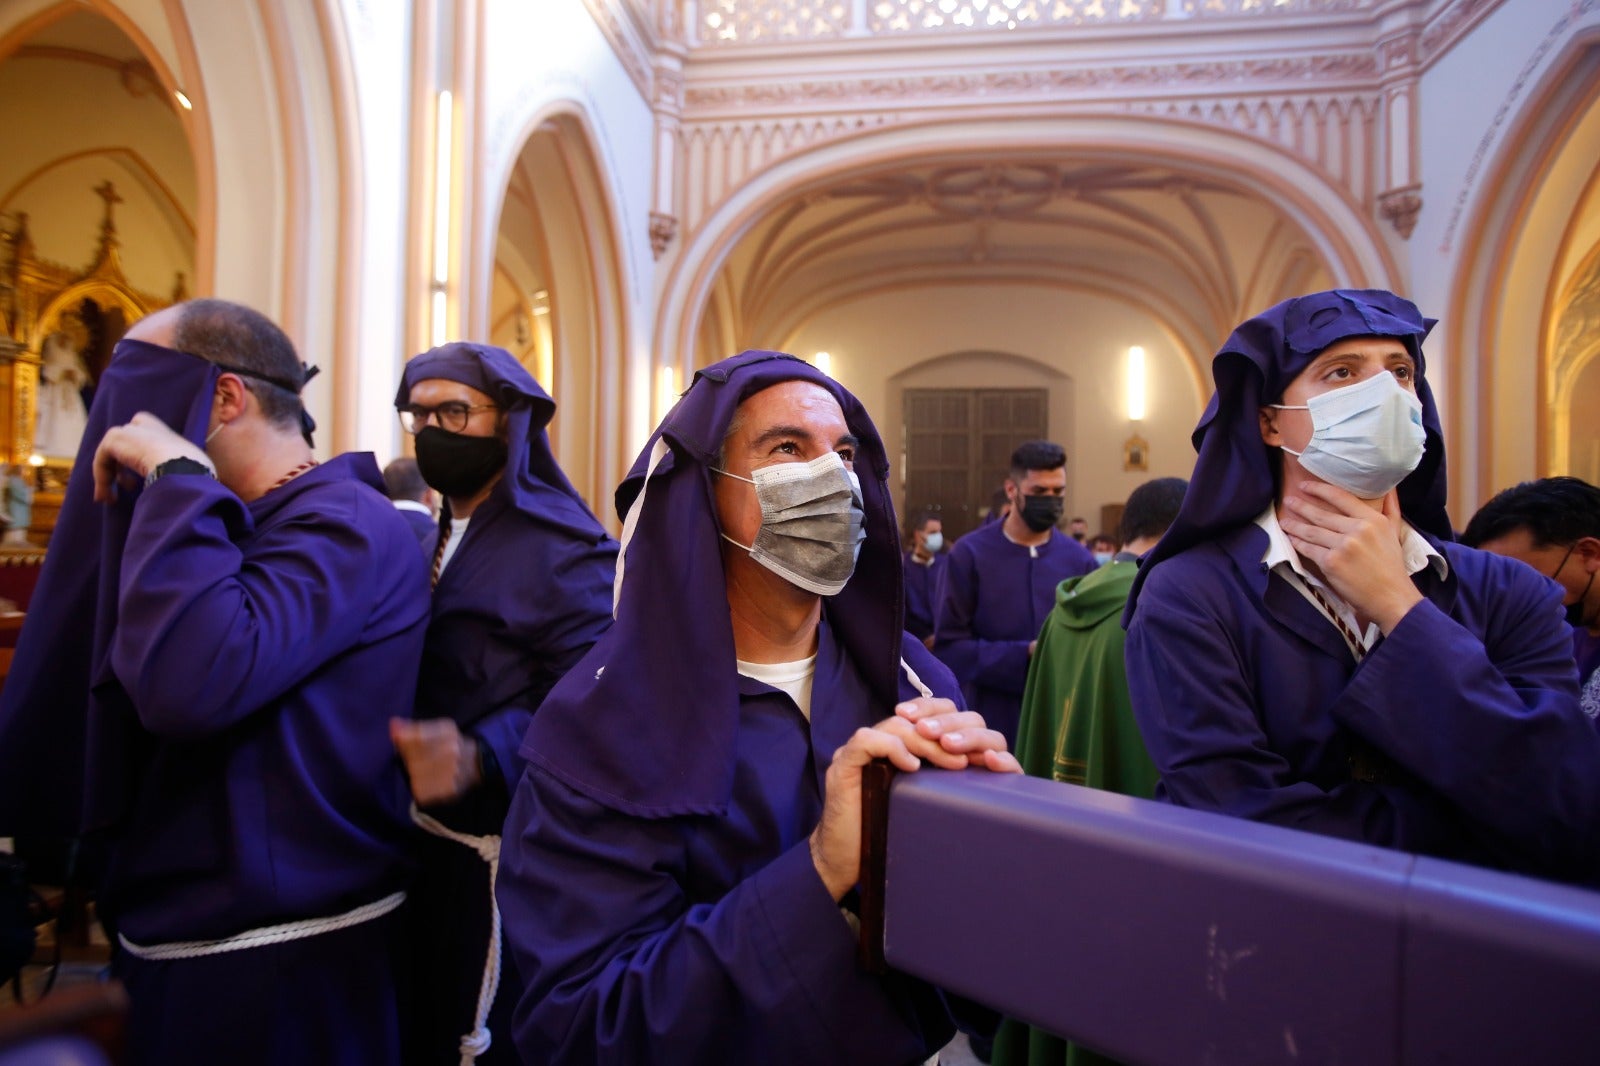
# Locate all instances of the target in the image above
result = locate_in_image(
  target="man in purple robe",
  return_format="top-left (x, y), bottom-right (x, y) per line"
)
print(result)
top-left (1, 299), bottom-right (429, 1064)
top-left (1124, 289), bottom-right (1600, 886)
top-left (383, 456), bottom-right (438, 544)
top-left (391, 342), bottom-right (617, 1064)
top-left (934, 441), bottom-right (1096, 745)
top-left (496, 351), bottom-right (1020, 1065)
top-left (1462, 477), bottom-right (1600, 722)
top-left (902, 509), bottom-right (945, 645)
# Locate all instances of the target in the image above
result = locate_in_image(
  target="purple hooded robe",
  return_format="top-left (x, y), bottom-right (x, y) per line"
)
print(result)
top-left (394, 343), bottom-right (617, 1065)
top-left (496, 351), bottom-right (982, 1065)
top-left (934, 521), bottom-right (1095, 744)
top-left (1, 337), bottom-right (430, 1064)
top-left (1123, 289), bottom-right (1600, 886)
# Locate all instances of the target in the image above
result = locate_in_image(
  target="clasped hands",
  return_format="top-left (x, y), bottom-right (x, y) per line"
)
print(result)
top-left (810, 697), bottom-right (1020, 900)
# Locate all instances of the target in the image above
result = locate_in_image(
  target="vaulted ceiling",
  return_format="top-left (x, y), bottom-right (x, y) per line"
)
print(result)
top-left (709, 157), bottom-right (1333, 369)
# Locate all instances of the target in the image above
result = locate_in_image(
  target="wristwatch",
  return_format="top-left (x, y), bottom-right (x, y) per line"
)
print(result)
top-left (144, 456), bottom-right (215, 488)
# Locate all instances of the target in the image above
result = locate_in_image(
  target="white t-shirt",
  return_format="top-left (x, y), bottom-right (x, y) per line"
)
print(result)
top-left (736, 655), bottom-right (818, 720)
top-left (437, 516), bottom-right (470, 576)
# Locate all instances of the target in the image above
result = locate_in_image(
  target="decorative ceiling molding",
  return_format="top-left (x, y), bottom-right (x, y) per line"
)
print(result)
top-left (683, 54), bottom-right (1382, 114)
top-left (676, 91), bottom-right (1384, 236)
top-left (579, 0), bottom-right (654, 100)
top-left (1418, 0), bottom-right (1506, 70)
top-left (690, 0), bottom-right (1379, 48)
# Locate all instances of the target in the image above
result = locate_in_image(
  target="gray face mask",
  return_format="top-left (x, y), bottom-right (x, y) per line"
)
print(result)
top-left (714, 451), bottom-right (866, 597)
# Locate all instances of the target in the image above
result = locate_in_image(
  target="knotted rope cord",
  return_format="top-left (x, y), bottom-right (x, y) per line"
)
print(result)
top-left (117, 890), bottom-right (405, 961)
top-left (411, 804), bottom-right (502, 1065)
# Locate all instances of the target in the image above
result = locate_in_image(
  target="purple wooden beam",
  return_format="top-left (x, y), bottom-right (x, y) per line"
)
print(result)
top-left (869, 769), bottom-right (1600, 1065)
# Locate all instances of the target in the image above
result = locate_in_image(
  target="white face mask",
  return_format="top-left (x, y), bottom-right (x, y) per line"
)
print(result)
top-left (1270, 370), bottom-right (1425, 499)
top-left (714, 451), bottom-right (866, 597)
top-left (921, 532), bottom-right (943, 554)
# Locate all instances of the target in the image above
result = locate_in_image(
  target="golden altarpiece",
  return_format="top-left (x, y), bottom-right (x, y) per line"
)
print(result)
top-left (0, 183), bottom-right (183, 546)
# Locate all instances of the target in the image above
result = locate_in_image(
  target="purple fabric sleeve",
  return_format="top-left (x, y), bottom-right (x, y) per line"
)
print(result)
top-left (466, 707), bottom-right (530, 796)
top-left (499, 769), bottom-right (950, 1065)
top-left (1126, 540), bottom-right (1600, 886)
top-left (935, 539), bottom-right (1031, 695)
top-left (111, 476), bottom-right (388, 738)
top-left (1125, 568), bottom-right (1458, 855)
top-left (1334, 582), bottom-right (1600, 882)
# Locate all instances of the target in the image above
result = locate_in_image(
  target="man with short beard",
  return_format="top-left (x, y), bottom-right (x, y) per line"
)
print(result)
top-left (497, 351), bottom-right (1019, 1064)
top-left (934, 440), bottom-right (1095, 746)
top-left (392, 342), bottom-right (617, 1064)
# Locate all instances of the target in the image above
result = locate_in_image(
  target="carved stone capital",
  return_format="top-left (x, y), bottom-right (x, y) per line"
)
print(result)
top-left (1378, 185), bottom-right (1422, 240)
top-left (649, 212), bottom-right (679, 259)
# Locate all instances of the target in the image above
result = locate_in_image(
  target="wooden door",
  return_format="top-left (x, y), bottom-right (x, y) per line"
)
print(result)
top-left (902, 388), bottom-right (1048, 541)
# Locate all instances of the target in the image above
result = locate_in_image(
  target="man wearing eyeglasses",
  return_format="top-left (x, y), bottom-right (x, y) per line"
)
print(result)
top-left (391, 342), bottom-right (617, 1065)
top-left (1463, 476), bottom-right (1600, 722)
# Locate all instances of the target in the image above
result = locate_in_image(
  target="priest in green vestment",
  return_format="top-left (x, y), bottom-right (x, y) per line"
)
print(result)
top-left (992, 477), bottom-right (1187, 1066)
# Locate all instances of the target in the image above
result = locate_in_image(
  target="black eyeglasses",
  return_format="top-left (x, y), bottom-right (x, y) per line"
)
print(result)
top-left (398, 402), bottom-right (499, 435)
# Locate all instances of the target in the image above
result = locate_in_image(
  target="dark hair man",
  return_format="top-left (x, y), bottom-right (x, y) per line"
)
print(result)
top-left (383, 455), bottom-right (437, 544)
top-left (1463, 476), bottom-right (1600, 720)
top-left (496, 350), bottom-right (1018, 1064)
top-left (934, 440), bottom-right (1096, 745)
top-left (392, 343), bottom-right (617, 1064)
top-left (1124, 289), bottom-right (1600, 886)
top-left (903, 509), bottom-right (945, 647)
top-left (1067, 516), bottom-right (1090, 542)
top-left (1, 299), bottom-right (430, 1063)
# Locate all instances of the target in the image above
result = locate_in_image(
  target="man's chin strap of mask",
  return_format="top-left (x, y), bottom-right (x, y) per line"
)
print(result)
top-left (212, 359), bottom-right (321, 445)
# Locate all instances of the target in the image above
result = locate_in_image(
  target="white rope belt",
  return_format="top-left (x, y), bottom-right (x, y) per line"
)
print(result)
top-left (411, 804), bottom-right (503, 1066)
top-left (117, 889), bottom-right (406, 962)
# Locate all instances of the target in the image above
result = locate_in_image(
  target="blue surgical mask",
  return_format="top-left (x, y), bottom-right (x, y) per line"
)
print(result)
top-left (922, 532), bottom-right (943, 554)
top-left (1093, 551), bottom-right (1113, 566)
top-left (1271, 370), bottom-right (1424, 499)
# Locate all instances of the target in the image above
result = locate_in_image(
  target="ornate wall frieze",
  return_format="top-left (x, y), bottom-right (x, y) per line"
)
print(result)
top-left (683, 54), bottom-right (1381, 112)
top-left (1418, 0), bottom-right (1503, 68)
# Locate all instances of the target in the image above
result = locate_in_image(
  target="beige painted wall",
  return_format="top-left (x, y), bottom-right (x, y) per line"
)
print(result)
top-left (784, 284), bottom-right (1205, 530)
top-left (0, 52), bottom-right (195, 295)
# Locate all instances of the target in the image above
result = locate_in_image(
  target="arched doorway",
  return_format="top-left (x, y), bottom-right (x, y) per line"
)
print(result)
top-left (1449, 33), bottom-right (1600, 510)
top-left (487, 111), bottom-right (628, 513)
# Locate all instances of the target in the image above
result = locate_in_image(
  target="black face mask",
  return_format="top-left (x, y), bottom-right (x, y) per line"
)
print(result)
top-left (1567, 571), bottom-right (1596, 628)
top-left (1017, 493), bottom-right (1064, 533)
top-left (1550, 544), bottom-right (1599, 629)
top-left (414, 426), bottom-right (507, 499)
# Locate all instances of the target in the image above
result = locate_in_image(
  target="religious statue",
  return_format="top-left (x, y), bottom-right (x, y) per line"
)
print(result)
top-left (33, 328), bottom-right (92, 460)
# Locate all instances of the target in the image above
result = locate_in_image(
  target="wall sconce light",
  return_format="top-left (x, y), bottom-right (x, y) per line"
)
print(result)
top-left (1126, 345), bottom-right (1146, 422)
top-left (813, 351), bottom-right (832, 377)
top-left (430, 90), bottom-right (454, 347)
